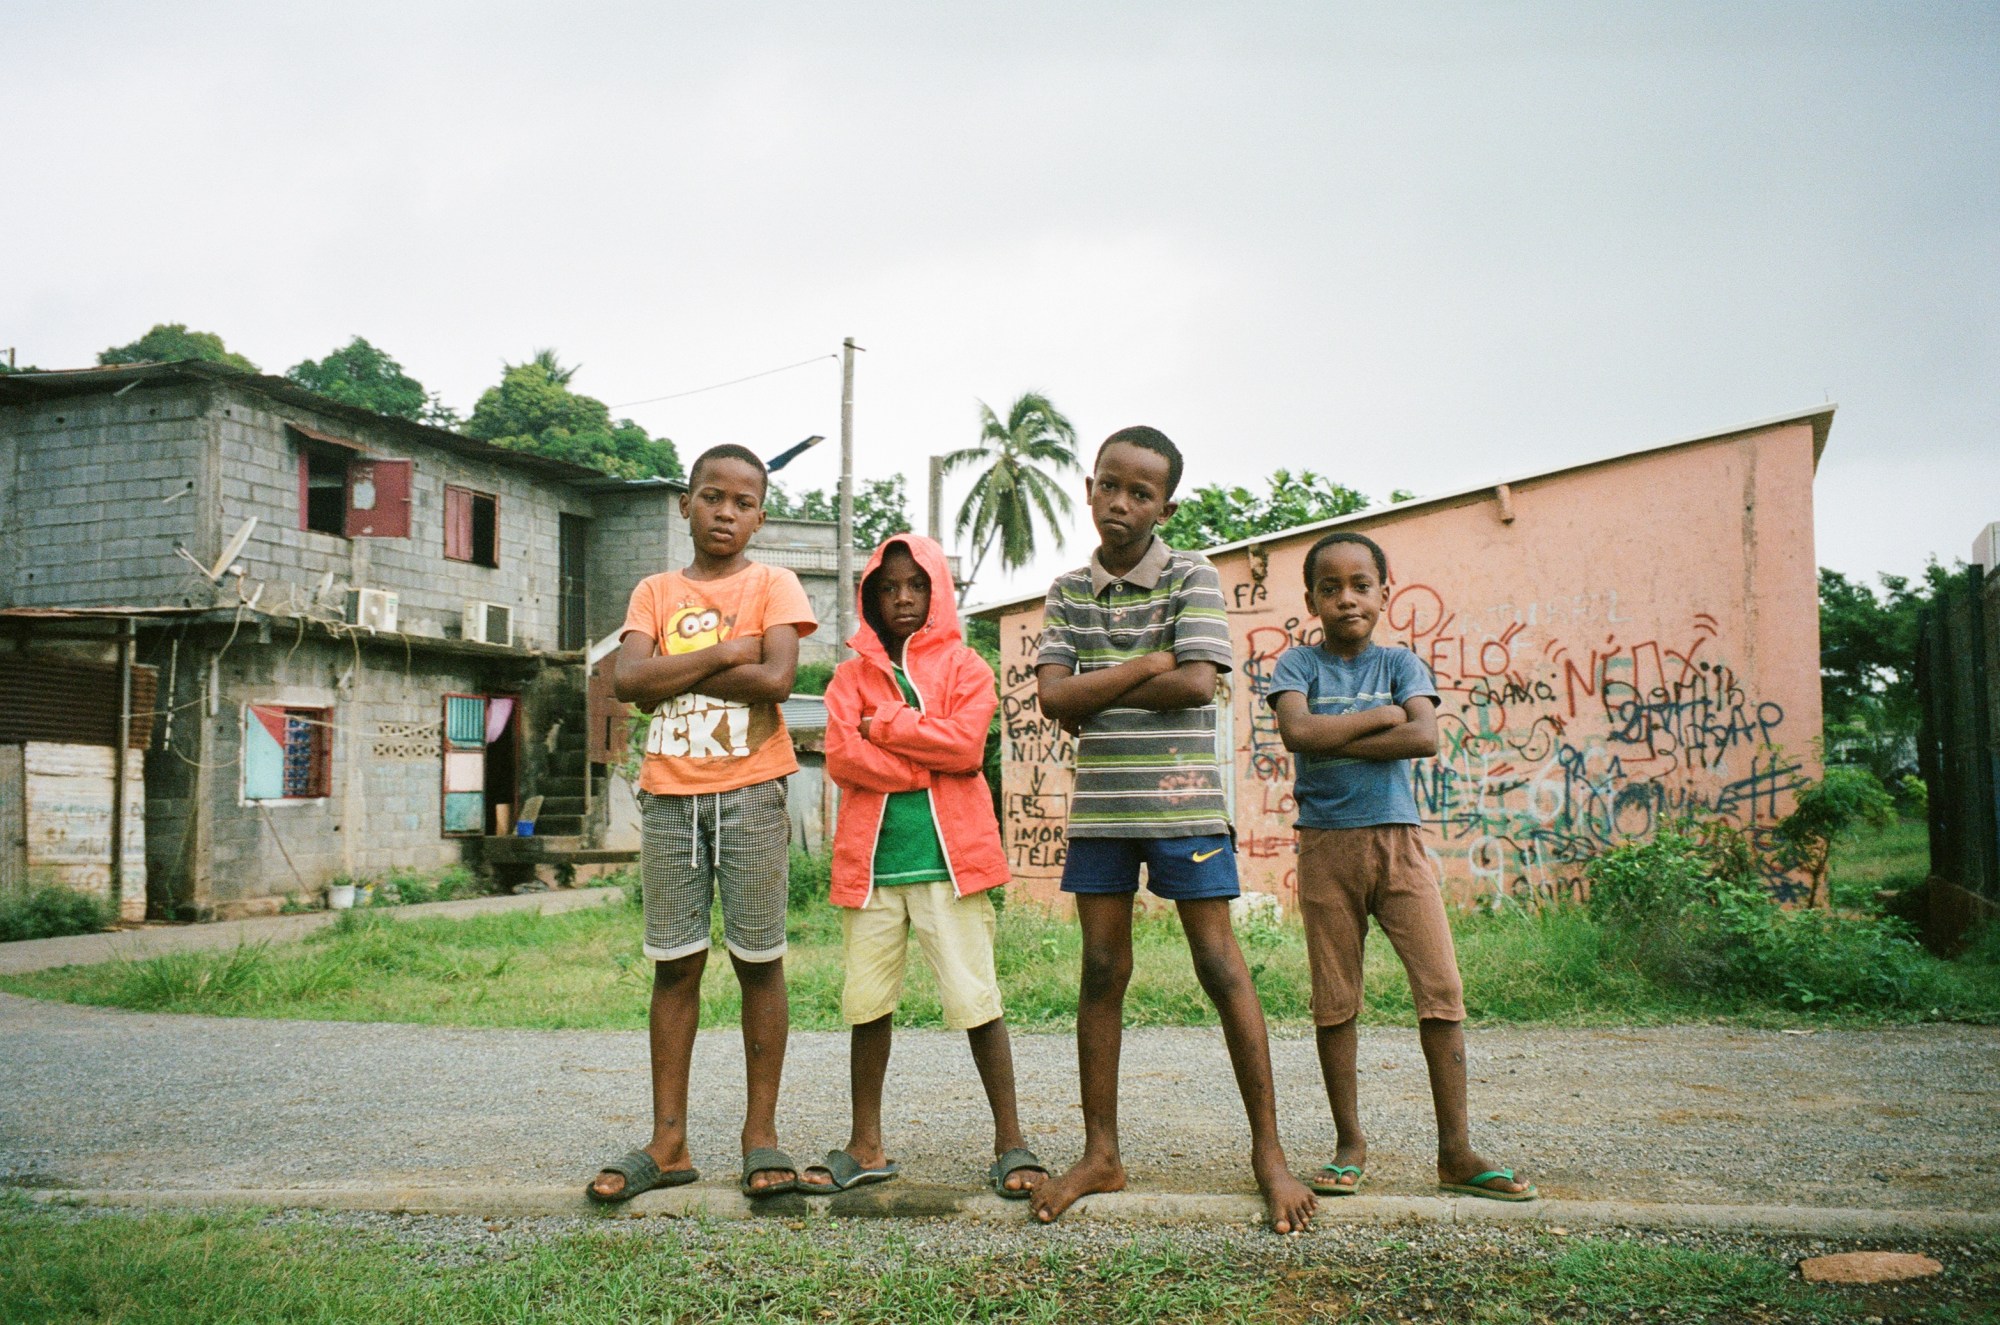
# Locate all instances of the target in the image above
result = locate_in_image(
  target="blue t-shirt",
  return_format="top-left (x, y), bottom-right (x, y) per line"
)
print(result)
top-left (1265, 643), bottom-right (1440, 830)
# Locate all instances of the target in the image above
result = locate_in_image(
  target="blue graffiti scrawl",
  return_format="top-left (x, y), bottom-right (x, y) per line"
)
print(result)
top-left (1237, 585), bottom-right (1810, 907)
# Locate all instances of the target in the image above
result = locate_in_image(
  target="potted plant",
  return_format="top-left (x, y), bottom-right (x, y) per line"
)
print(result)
top-left (327, 875), bottom-right (359, 910)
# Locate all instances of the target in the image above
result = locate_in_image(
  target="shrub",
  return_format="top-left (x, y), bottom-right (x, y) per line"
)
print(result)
top-left (0, 884), bottom-right (115, 943)
top-left (1775, 766), bottom-right (1897, 906)
top-left (1584, 827), bottom-right (1942, 1012)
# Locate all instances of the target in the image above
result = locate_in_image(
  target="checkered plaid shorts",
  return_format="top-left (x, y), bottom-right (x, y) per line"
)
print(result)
top-left (639, 777), bottom-right (791, 963)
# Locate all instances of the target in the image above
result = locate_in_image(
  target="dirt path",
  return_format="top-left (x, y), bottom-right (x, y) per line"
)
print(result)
top-left (3, 992), bottom-right (1994, 1210)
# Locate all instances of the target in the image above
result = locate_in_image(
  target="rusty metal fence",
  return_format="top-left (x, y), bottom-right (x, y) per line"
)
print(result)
top-left (1917, 565), bottom-right (2000, 902)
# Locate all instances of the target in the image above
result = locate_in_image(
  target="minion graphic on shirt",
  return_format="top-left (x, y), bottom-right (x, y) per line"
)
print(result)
top-left (666, 606), bottom-right (724, 654)
top-left (645, 602), bottom-right (772, 759)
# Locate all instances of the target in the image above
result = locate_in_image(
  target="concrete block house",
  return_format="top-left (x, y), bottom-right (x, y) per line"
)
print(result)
top-left (0, 361), bottom-right (726, 919)
top-left (976, 408), bottom-right (1832, 912)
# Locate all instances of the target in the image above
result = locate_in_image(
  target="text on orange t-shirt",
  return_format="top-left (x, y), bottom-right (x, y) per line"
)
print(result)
top-left (621, 561), bottom-right (818, 796)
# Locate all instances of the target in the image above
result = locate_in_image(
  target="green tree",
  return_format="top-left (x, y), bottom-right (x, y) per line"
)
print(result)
top-left (766, 474), bottom-right (912, 551)
top-left (941, 392), bottom-right (1080, 601)
top-left (463, 350), bottom-right (679, 480)
top-left (1160, 468), bottom-right (1375, 550)
top-left (99, 323), bottom-right (257, 372)
top-left (286, 337), bottom-right (428, 421)
top-left (1817, 562), bottom-right (1956, 779)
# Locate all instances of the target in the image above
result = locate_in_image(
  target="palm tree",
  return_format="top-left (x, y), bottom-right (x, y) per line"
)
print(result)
top-left (529, 348), bottom-right (579, 386)
top-left (942, 392), bottom-right (1081, 603)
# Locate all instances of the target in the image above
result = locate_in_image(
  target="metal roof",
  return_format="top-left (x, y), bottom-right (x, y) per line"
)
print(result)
top-left (781, 694), bottom-right (827, 734)
top-left (0, 361), bottom-right (627, 487)
top-left (965, 404), bottom-right (1837, 618)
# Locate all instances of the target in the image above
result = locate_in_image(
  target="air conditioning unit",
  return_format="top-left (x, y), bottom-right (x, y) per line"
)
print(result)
top-left (342, 587), bottom-right (399, 633)
top-left (463, 600), bottom-right (515, 647)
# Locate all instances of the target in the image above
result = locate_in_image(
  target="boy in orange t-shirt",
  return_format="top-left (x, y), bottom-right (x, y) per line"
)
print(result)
top-left (586, 443), bottom-right (818, 1204)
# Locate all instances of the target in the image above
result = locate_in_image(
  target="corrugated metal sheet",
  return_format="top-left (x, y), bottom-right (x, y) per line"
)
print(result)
top-left (0, 658), bottom-right (158, 749)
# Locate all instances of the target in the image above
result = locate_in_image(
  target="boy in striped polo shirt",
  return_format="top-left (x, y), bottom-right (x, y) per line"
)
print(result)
top-left (1029, 426), bottom-right (1316, 1235)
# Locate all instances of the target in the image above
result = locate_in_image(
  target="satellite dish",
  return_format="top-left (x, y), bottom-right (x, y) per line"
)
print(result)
top-left (207, 517), bottom-right (258, 582)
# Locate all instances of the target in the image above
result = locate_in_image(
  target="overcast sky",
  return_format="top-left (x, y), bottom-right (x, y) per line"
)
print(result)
top-left (6, 2), bottom-right (1993, 603)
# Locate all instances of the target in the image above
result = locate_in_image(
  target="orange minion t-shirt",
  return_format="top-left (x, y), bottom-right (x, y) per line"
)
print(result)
top-left (621, 562), bottom-right (817, 796)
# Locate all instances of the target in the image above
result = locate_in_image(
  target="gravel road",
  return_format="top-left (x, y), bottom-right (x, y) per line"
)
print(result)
top-left (2, 992), bottom-right (1995, 1210)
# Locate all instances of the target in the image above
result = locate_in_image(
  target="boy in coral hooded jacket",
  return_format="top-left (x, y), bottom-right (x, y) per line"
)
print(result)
top-left (802, 535), bottom-right (1047, 1198)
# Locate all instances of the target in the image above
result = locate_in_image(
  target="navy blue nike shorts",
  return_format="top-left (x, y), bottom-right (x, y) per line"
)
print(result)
top-left (1059, 833), bottom-right (1240, 901)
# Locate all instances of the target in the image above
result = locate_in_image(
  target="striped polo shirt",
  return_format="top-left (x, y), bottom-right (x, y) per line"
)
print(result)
top-left (1036, 536), bottom-right (1235, 839)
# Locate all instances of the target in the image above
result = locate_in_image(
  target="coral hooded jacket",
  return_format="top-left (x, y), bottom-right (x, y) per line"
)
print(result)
top-left (823, 535), bottom-right (1009, 908)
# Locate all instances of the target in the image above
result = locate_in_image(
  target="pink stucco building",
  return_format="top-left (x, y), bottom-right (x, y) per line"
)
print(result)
top-left (977, 407), bottom-right (1832, 910)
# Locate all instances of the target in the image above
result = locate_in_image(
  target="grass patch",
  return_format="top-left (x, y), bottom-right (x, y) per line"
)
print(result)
top-left (1829, 816), bottom-right (1931, 911)
top-left (7, 1198), bottom-right (1985, 1324)
top-left (6, 825), bottom-right (1992, 1031)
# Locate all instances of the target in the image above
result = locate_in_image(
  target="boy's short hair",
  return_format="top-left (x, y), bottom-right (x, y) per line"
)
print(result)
top-left (1095, 425), bottom-right (1183, 498)
top-left (687, 443), bottom-right (769, 499)
top-left (1303, 531), bottom-right (1389, 587)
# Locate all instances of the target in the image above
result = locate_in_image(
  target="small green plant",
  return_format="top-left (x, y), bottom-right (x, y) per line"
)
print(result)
top-left (0, 883), bottom-right (115, 943)
top-left (1775, 766), bottom-right (1897, 907)
top-left (790, 660), bottom-right (835, 696)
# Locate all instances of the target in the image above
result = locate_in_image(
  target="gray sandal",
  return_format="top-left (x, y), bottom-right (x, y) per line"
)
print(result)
top-left (740, 1146), bottom-right (801, 1197)
top-left (803, 1148), bottom-right (899, 1193)
top-left (587, 1149), bottom-right (698, 1204)
top-left (989, 1147), bottom-right (1048, 1199)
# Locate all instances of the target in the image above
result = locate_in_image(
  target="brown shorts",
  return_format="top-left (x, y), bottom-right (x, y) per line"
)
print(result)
top-left (1297, 824), bottom-right (1465, 1025)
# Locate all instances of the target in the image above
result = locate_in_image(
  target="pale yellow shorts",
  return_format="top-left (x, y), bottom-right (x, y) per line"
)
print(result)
top-left (841, 881), bottom-right (1004, 1030)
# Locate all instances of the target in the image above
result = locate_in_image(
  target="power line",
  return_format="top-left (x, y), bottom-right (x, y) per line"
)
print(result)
top-left (609, 353), bottom-right (837, 410)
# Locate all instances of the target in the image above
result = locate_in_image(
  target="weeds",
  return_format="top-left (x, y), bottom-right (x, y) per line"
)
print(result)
top-left (0, 884), bottom-right (113, 943)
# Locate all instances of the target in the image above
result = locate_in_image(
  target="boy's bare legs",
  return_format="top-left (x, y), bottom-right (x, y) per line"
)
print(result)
top-left (1176, 899), bottom-right (1317, 1233)
top-left (808, 1013), bottom-right (894, 1186)
top-left (1421, 1017), bottom-right (1530, 1194)
top-left (966, 1016), bottom-right (1041, 1194)
top-left (591, 952), bottom-right (705, 1198)
top-left (1313, 1018), bottom-right (1366, 1190)
top-left (1031, 894), bottom-right (1134, 1222)
top-left (733, 951), bottom-right (798, 1191)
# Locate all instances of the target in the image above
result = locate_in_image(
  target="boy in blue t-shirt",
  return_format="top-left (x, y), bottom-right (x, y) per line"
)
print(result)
top-left (1267, 531), bottom-right (1537, 1202)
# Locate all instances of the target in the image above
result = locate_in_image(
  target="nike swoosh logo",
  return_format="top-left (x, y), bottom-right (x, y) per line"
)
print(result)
top-left (1191, 848), bottom-right (1224, 863)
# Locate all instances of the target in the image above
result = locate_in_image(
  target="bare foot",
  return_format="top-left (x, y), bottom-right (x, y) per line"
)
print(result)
top-left (1439, 1152), bottom-right (1534, 1197)
top-left (1312, 1140), bottom-right (1367, 1194)
top-left (1256, 1156), bottom-right (1317, 1234)
top-left (591, 1141), bottom-right (691, 1200)
top-left (1031, 1151), bottom-right (1126, 1223)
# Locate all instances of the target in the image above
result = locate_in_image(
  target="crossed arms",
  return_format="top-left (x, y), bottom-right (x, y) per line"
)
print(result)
top-left (613, 625), bottom-right (801, 710)
top-left (825, 657), bottom-right (997, 794)
top-left (1270, 691), bottom-right (1440, 760)
top-left (1035, 650), bottom-right (1219, 723)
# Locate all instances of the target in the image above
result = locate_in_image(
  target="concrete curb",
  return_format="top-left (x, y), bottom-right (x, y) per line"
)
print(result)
top-left (0, 887), bottom-right (626, 975)
top-left (21, 1185), bottom-right (2000, 1238)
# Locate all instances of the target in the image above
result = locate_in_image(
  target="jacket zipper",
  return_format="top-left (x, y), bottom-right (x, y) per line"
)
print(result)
top-left (896, 651), bottom-right (961, 898)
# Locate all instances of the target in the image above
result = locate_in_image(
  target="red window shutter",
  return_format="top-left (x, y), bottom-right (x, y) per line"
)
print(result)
top-left (298, 452), bottom-right (310, 530)
top-left (443, 486), bottom-right (471, 561)
top-left (345, 459), bottom-right (413, 538)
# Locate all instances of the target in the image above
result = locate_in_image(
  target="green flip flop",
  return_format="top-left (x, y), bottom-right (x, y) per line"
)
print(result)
top-left (803, 1149), bottom-right (899, 1193)
top-left (1439, 1168), bottom-right (1539, 1201)
top-left (586, 1149), bottom-right (699, 1204)
top-left (1311, 1163), bottom-right (1365, 1196)
top-left (740, 1147), bottom-right (802, 1198)
top-left (989, 1147), bottom-right (1049, 1200)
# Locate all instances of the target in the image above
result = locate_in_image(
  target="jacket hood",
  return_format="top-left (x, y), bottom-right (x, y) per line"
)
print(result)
top-left (848, 534), bottom-right (962, 669)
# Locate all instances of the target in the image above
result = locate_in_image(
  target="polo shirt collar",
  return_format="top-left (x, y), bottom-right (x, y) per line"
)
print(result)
top-left (1089, 534), bottom-right (1171, 596)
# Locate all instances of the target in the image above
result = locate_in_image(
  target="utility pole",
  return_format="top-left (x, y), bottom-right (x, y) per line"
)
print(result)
top-left (927, 455), bottom-right (945, 542)
top-left (836, 337), bottom-right (860, 656)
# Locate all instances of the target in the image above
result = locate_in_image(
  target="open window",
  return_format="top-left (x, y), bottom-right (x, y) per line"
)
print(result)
top-left (291, 425), bottom-right (412, 539)
top-left (244, 705), bottom-right (332, 801)
top-left (444, 485), bottom-right (499, 568)
top-left (441, 693), bottom-right (519, 836)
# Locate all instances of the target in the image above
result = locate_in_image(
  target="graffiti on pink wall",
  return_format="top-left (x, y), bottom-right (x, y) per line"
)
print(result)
top-left (997, 574), bottom-right (1810, 908)
top-left (1233, 579), bottom-right (1809, 905)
